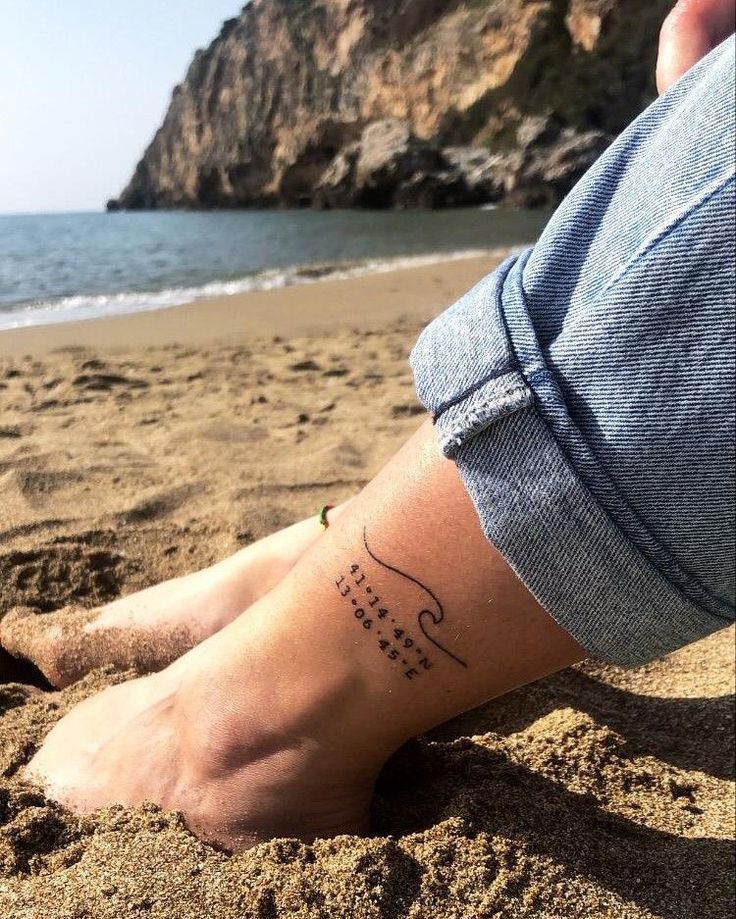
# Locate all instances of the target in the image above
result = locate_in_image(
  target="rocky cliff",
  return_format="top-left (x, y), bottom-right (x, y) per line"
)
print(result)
top-left (109, 0), bottom-right (671, 211)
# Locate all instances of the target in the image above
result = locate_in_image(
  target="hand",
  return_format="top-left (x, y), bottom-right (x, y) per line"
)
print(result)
top-left (657, 0), bottom-right (735, 93)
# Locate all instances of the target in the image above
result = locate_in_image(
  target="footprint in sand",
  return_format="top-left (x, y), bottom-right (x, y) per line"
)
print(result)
top-left (72, 373), bottom-right (149, 392)
top-left (391, 403), bottom-right (424, 419)
top-left (289, 359), bottom-right (322, 372)
top-left (322, 367), bottom-right (350, 378)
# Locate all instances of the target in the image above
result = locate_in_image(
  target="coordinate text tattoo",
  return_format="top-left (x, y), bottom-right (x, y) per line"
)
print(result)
top-left (334, 527), bottom-right (468, 679)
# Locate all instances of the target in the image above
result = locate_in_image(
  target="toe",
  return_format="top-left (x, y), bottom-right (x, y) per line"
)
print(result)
top-left (0, 606), bottom-right (37, 659)
top-left (0, 606), bottom-right (71, 688)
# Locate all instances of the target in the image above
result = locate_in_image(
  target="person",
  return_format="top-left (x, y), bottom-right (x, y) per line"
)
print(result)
top-left (1, 0), bottom-right (734, 853)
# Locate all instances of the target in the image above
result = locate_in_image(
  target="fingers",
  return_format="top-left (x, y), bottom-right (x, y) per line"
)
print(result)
top-left (657, 0), bottom-right (736, 93)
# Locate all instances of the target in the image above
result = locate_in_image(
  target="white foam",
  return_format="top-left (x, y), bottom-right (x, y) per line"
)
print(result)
top-left (0, 246), bottom-right (520, 331)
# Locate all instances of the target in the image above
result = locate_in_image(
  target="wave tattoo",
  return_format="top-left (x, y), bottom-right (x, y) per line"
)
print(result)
top-left (362, 528), bottom-right (468, 669)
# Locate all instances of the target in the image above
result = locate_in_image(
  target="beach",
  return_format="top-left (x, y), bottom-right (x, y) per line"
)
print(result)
top-left (1, 253), bottom-right (734, 919)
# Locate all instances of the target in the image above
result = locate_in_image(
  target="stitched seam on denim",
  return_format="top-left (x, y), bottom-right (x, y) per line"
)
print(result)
top-left (597, 172), bottom-right (736, 301)
top-left (498, 248), bottom-right (735, 621)
top-left (431, 254), bottom-right (525, 421)
top-left (432, 366), bottom-right (521, 421)
top-left (523, 377), bottom-right (734, 620)
top-left (453, 414), bottom-right (730, 661)
top-left (439, 386), bottom-right (532, 451)
top-left (535, 396), bottom-right (734, 622)
top-left (527, 362), bottom-right (736, 616)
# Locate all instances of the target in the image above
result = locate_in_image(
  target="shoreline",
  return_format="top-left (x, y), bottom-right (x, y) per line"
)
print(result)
top-left (0, 246), bottom-right (513, 333)
top-left (0, 251), bottom-right (506, 357)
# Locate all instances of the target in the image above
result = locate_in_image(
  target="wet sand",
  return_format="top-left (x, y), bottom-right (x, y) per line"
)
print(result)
top-left (1, 254), bottom-right (734, 918)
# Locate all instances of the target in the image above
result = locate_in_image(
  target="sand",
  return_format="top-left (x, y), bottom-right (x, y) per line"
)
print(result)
top-left (0, 254), bottom-right (734, 918)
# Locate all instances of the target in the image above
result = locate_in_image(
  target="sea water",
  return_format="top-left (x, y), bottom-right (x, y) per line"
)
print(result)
top-left (0, 208), bottom-right (548, 330)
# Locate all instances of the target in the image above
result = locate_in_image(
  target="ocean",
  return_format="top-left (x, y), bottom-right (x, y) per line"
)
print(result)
top-left (0, 208), bottom-right (548, 331)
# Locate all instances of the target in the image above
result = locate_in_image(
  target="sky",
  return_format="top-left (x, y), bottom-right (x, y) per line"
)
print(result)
top-left (0, 1), bottom-right (244, 214)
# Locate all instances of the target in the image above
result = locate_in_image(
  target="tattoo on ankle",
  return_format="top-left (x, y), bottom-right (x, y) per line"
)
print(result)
top-left (334, 527), bottom-right (468, 679)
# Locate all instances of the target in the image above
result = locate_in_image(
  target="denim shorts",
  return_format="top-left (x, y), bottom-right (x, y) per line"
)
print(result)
top-left (411, 37), bottom-right (736, 667)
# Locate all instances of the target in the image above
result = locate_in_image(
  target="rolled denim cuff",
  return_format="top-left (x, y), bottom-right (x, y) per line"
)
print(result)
top-left (410, 252), bottom-right (728, 667)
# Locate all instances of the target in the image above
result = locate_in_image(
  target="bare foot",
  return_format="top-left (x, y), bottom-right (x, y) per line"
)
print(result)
top-left (1, 503), bottom-right (349, 688)
top-left (24, 601), bottom-right (381, 851)
top-left (24, 422), bottom-right (583, 851)
top-left (23, 507), bottom-right (578, 851)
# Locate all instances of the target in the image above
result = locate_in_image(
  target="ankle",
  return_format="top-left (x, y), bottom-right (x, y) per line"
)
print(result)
top-left (173, 611), bottom-right (398, 784)
top-left (162, 629), bottom-right (381, 846)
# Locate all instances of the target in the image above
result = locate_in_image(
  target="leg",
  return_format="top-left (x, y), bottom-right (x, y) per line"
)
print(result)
top-left (0, 501), bottom-right (351, 687)
top-left (24, 422), bottom-right (584, 850)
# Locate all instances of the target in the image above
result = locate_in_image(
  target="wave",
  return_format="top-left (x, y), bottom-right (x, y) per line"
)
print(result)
top-left (0, 247), bottom-right (519, 331)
